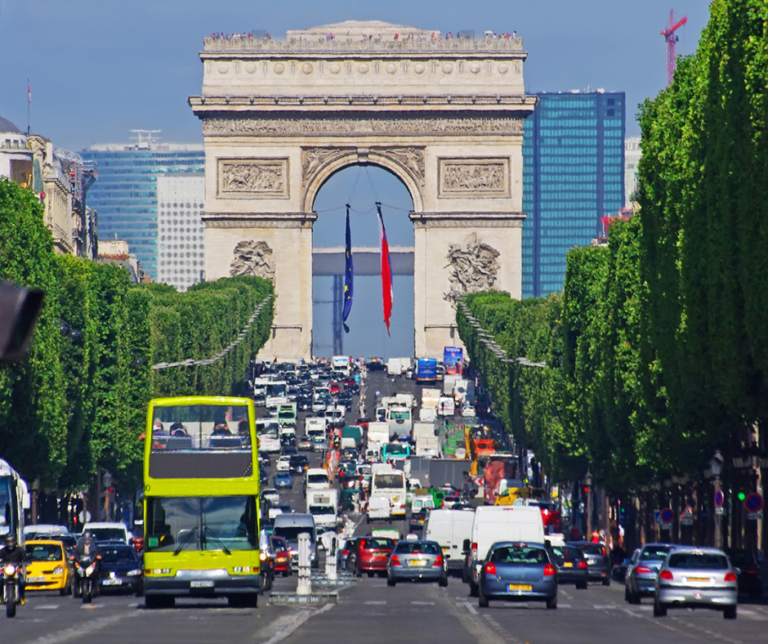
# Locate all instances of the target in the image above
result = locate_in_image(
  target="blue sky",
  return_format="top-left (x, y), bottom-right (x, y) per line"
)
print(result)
top-left (0, 1), bottom-right (713, 358)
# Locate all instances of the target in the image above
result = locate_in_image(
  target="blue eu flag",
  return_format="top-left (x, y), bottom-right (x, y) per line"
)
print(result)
top-left (342, 205), bottom-right (353, 332)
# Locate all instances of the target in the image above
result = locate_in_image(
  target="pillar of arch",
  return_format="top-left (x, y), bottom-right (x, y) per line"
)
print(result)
top-left (190, 21), bottom-right (537, 360)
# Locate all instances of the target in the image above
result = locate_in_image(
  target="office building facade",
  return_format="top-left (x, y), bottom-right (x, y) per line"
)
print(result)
top-left (522, 91), bottom-right (625, 298)
top-left (624, 136), bottom-right (641, 208)
top-left (81, 137), bottom-right (204, 278)
top-left (156, 174), bottom-right (205, 291)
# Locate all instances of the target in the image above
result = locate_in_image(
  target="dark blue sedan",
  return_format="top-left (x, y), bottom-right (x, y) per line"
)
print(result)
top-left (478, 542), bottom-right (558, 609)
top-left (97, 542), bottom-right (143, 595)
top-left (274, 471), bottom-right (293, 489)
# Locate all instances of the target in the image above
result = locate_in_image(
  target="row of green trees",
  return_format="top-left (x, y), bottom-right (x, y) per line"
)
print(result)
top-left (457, 0), bottom-right (768, 495)
top-left (0, 178), bottom-right (274, 491)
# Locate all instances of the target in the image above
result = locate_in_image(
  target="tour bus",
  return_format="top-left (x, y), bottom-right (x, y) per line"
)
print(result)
top-left (0, 459), bottom-right (30, 547)
top-left (142, 396), bottom-right (261, 609)
top-left (265, 381), bottom-right (289, 411)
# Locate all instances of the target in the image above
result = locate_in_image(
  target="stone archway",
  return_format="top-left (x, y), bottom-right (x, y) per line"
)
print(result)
top-left (190, 20), bottom-right (536, 360)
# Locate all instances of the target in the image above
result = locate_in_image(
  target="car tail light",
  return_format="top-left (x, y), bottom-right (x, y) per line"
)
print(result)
top-left (636, 566), bottom-right (652, 574)
top-left (342, 550), bottom-right (349, 557)
top-left (390, 555), bottom-right (401, 566)
top-left (543, 563), bottom-right (556, 577)
top-left (577, 560), bottom-right (588, 569)
top-left (724, 572), bottom-right (737, 583)
top-left (659, 570), bottom-right (674, 581)
top-left (747, 568), bottom-right (758, 575)
top-left (434, 556), bottom-right (444, 567)
top-left (483, 562), bottom-right (496, 575)
top-left (472, 542), bottom-right (478, 558)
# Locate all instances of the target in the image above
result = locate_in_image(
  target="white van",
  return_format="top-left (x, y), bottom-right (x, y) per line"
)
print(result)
top-left (82, 521), bottom-right (134, 544)
top-left (467, 506), bottom-right (545, 594)
top-left (387, 358), bottom-right (401, 376)
top-left (304, 467), bottom-right (331, 492)
top-left (424, 509), bottom-right (475, 572)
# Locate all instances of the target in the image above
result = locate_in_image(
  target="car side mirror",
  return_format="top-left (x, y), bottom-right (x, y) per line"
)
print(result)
top-left (444, 554), bottom-right (451, 560)
top-left (734, 567), bottom-right (741, 576)
top-left (129, 538), bottom-right (134, 545)
top-left (462, 539), bottom-right (471, 554)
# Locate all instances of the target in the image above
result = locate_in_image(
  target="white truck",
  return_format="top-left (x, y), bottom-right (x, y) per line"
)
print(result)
top-left (367, 421), bottom-right (390, 446)
top-left (437, 396), bottom-right (455, 416)
top-left (453, 378), bottom-right (472, 405)
top-left (413, 421), bottom-right (440, 457)
top-left (306, 488), bottom-right (339, 529)
top-left (421, 388), bottom-right (441, 410)
top-left (387, 357), bottom-right (402, 376)
top-left (387, 405), bottom-right (413, 440)
top-left (304, 417), bottom-right (326, 440)
top-left (368, 466), bottom-right (407, 523)
top-left (331, 355), bottom-right (351, 376)
top-left (443, 374), bottom-right (460, 396)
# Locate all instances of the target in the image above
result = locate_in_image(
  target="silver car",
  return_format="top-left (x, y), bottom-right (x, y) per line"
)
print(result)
top-left (387, 539), bottom-right (448, 587)
top-left (625, 543), bottom-right (675, 603)
top-left (654, 547), bottom-right (738, 619)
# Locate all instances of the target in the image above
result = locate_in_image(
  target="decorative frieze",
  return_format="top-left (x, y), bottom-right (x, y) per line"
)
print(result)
top-left (217, 158), bottom-right (289, 198)
top-left (203, 116), bottom-right (524, 137)
top-left (300, 146), bottom-right (425, 189)
top-left (443, 233), bottom-right (500, 305)
top-left (438, 157), bottom-right (510, 198)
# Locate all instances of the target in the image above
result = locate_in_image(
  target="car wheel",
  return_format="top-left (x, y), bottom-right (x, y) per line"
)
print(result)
top-left (724, 605), bottom-right (737, 620)
top-left (367, 571), bottom-right (374, 578)
top-left (387, 573), bottom-right (396, 587)
top-left (653, 598), bottom-right (667, 617)
top-left (356, 567), bottom-right (362, 579)
top-left (439, 575), bottom-right (448, 588)
top-left (469, 581), bottom-right (479, 597)
top-left (546, 594), bottom-right (558, 610)
top-left (576, 580), bottom-right (588, 590)
top-left (478, 590), bottom-right (489, 608)
top-left (602, 576), bottom-right (611, 587)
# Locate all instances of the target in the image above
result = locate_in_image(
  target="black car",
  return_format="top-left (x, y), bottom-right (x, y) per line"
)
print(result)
top-left (97, 542), bottom-right (143, 595)
top-left (725, 548), bottom-right (763, 599)
top-left (572, 541), bottom-right (611, 585)
top-left (289, 454), bottom-right (309, 475)
top-left (409, 507), bottom-right (429, 531)
top-left (548, 544), bottom-right (589, 588)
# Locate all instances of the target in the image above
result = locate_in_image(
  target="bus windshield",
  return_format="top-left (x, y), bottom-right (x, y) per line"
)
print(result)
top-left (385, 444), bottom-right (408, 456)
top-left (0, 477), bottom-right (14, 536)
top-left (266, 383), bottom-right (287, 398)
top-left (389, 410), bottom-right (410, 421)
top-left (145, 496), bottom-right (258, 552)
top-left (374, 473), bottom-right (404, 489)
top-left (151, 404), bottom-right (250, 451)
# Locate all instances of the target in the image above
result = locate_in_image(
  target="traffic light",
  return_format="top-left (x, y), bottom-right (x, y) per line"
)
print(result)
top-left (0, 283), bottom-right (44, 362)
top-left (737, 492), bottom-right (746, 502)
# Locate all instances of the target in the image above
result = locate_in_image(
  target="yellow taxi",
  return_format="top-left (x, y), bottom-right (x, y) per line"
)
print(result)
top-left (24, 540), bottom-right (73, 595)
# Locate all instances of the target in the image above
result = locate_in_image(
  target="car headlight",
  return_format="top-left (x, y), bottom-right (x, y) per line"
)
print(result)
top-left (86, 564), bottom-right (96, 575)
top-left (4, 564), bottom-right (16, 576)
top-left (53, 567), bottom-right (64, 575)
top-left (126, 569), bottom-right (142, 576)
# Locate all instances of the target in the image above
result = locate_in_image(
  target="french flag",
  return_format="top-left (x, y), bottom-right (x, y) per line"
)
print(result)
top-left (377, 203), bottom-right (393, 335)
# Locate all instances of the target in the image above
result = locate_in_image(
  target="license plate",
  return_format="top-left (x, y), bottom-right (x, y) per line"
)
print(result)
top-left (190, 580), bottom-right (214, 588)
top-left (508, 584), bottom-right (532, 591)
top-left (102, 579), bottom-right (122, 586)
top-left (563, 562), bottom-right (573, 568)
top-left (409, 560), bottom-right (427, 567)
top-left (441, 547), bottom-right (450, 553)
top-left (687, 577), bottom-right (710, 582)
top-left (27, 576), bottom-right (47, 583)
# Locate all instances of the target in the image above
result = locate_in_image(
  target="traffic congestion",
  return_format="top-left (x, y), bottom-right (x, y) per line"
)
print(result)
top-left (2, 352), bottom-right (766, 644)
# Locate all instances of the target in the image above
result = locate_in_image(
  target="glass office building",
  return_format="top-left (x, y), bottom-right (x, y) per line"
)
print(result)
top-left (522, 91), bottom-right (625, 297)
top-left (81, 140), bottom-right (204, 279)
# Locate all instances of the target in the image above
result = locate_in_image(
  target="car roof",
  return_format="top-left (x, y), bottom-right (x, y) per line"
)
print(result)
top-left (490, 541), bottom-right (549, 549)
top-left (25, 539), bottom-right (66, 547)
top-left (83, 522), bottom-right (127, 529)
top-left (667, 546), bottom-right (726, 555)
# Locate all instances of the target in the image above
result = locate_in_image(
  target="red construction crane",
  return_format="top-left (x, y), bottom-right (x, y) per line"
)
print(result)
top-left (661, 9), bottom-right (687, 86)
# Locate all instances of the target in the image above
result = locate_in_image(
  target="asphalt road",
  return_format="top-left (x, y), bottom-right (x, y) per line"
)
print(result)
top-left (7, 369), bottom-right (768, 643)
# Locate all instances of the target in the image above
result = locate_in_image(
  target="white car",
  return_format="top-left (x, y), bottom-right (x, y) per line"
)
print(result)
top-left (276, 455), bottom-right (292, 472)
top-left (460, 404), bottom-right (476, 418)
top-left (261, 488), bottom-right (280, 505)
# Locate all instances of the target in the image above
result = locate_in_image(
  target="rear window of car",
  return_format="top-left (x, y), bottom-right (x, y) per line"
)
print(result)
top-left (550, 546), bottom-right (584, 561)
top-left (361, 538), bottom-right (395, 550)
top-left (726, 551), bottom-right (754, 566)
top-left (491, 546), bottom-right (549, 565)
top-left (641, 546), bottom-right (672, 561)
top-left (668, 553), bottom-right (729, 570)
top-left (89, 528), bottom-right (126, 542)
top-left (394, 541), bottom-right (440, 555)
top-left (579, 545), bottom-right (607, 557)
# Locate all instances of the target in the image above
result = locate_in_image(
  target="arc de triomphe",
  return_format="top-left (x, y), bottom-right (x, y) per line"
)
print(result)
top-left (190, 20), bottom-right (536, 360)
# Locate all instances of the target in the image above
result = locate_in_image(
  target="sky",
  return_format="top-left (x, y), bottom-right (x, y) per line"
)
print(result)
top-left (0, 1), bottom-right (713, 358)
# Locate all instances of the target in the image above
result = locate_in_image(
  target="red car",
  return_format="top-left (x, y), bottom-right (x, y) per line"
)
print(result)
top-left (270, 536), bottom-right (291, 577)
top-left (352, 537), bottom-right (395, 578)
top-left (329, 382), bottom-right (341, 395)
top-left (355, 417), bottom-right (371, 430)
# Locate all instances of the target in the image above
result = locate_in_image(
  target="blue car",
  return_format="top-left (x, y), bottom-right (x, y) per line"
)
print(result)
top-left (478, 542), bottom-right (558, 609)
top-left (274, 471), bottom-right (293, 489)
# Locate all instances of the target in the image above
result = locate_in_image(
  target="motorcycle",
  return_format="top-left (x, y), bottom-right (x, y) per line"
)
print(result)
top-left (72, 555), bottom-right (100, 604)
top-left (2, 562), bottom-right (21, 618)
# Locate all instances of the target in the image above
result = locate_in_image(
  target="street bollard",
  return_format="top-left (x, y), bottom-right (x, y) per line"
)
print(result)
top-left (325, 535), bottom-right (338, 581)
top-left (296, 532), bottom-right (312, 596)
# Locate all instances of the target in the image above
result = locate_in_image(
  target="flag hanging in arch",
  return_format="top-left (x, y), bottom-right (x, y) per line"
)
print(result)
top-left (377, 203), bottom-right (393, 335)
top-left (342, 205), bottom-right (354, 333)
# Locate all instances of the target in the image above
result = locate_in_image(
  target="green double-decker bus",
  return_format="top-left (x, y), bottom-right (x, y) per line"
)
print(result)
top-left (142, 396), bottom-right (261, 608)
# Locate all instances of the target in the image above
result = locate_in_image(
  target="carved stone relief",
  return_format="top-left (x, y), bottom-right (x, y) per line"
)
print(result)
top-left (443, 233), bottom-right (500, 305)
top-left (300, 146), bottom-right (425, 189)
top-left (229, 240), bottom-right (276, 280)
top-left (218, 158), bottom-right (289, 198)
top-left (438, 157), bottom-right (509, 198)
top-left (203, 116), bottom-right (524, 137)
top-left (383, 147), bottom-right (425, 186)
top-left (301, 147), bottom-right (350, 188)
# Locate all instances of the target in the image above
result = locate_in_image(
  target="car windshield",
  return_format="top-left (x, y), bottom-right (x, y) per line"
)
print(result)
top-left (668, 553), bottom-right (729, 570)
top-left (25, 544), bottom-right (63, 561)
top-left (89, 528), bottom-right (126, 542)
top-left (374, 473), bottom-right (404, 489)
top-left (394, 541), bottom-right (440, 555)
top-left (273, 526), bottom-right (315, 543)
top-left (100, 547), bottom-right (138, 564)
top-left (641, 546), bottom-right (673, 561)
top-left (308, 475), bottom-right (328, 484)
top-left (309, 506), bottom-right (335, 516)
top-left (386, 444), bottom-right (408, 455)
top-left (145, 496), bottom-right (258, 552)
top-left (491, 546), bottom-right (549, 564)
top-left (390, 410), bottom-right (410, 421)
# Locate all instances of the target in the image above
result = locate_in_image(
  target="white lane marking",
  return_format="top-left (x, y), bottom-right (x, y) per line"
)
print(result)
top-left (364, 600), bottom-right (387, 605)
top-left (18, 613), bottom-right (137, 644)
top-left (411, 601), bottom-right (435, 605)
top-left (559, 603), bottom-right (572, 608)
top-left (261, 604), bottom-right (335, 644)
top-left (592, 603), bottom-right (619, 610)
top-left (34, 605), bottom-right (60, 610)
top-left (456, 601), bottom-right (478, 615)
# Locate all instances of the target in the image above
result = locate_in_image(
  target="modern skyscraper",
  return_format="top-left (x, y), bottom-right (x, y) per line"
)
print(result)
top-left (156, 173), bottom-right (205, 291)
top-left (81, 133), bottom-right (204, 278)
top-left (522, 91), bottom-right (626, 298)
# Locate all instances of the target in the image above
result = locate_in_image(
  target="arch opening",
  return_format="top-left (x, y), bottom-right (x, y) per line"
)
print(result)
top-left (312, 164), bottom-right (414, 359)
